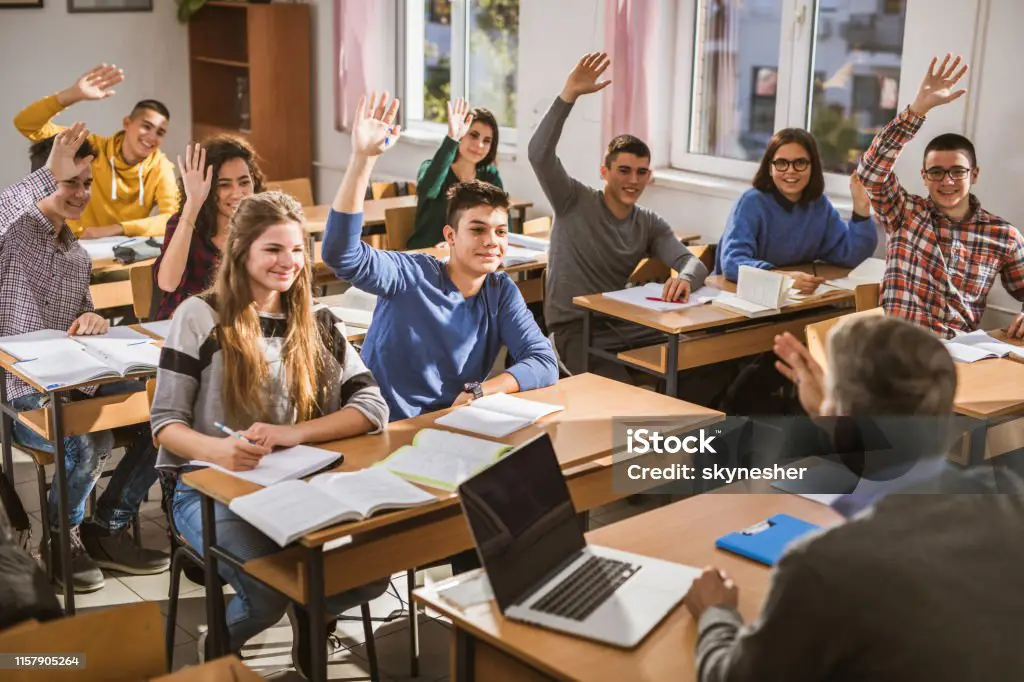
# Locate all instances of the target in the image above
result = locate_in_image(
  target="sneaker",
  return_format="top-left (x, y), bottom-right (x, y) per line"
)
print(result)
top-left (288, 604), bottom-right (340, 680)
top-left (43, 525), bottom-right (105, 593)
top-left (81, 522), bottom-right (170, 575)
top-left (196, 626), bottom-right (208, 664)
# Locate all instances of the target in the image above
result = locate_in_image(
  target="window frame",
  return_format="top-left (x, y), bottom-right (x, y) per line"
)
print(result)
top-left (400, 0), bottom-right (519, 146)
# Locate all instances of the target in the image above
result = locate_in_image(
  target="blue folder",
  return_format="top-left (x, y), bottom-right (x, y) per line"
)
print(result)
top-left (715, 514), bottom-right (821, 566)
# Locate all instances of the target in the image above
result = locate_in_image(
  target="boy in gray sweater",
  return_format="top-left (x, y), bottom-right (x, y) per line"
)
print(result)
top-left (528, 52), bottom-right (707, 380)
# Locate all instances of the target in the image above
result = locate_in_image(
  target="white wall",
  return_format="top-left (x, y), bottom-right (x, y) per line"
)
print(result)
top-left (0, 2), bottom-right (190, 189)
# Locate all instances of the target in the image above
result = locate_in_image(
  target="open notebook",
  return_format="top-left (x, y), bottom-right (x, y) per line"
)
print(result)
top-left (0, 328), bottom-right (160, 389)
top-left (380, 428), bottom-right (512, 491)
top-left (714, 267), bottom-right (794, 318)
top-left (503, 245), bottom-right (542, 268)
top-left (190, 444), bottom-right (342, 487)
top-left (507, 233), bottom-right (549, 252)
top-left (434, 393), bottom-right (564, 438)
top-left (943, 330), bottom-right (1024, 363)
top-left (827, 257), bottom-right (885, 291)
top-left (228, 468), bottom-right (437, 547)
top-left (603, 282), bottom-right (726, 313)
top-left (322, 287), bottom-right (378, 331)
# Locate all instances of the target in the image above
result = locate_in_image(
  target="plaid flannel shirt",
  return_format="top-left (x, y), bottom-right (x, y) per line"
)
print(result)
top-left (857, 108), bottom-right (1024, 339)
top-left (0, 169), bottom-right (94, 400)
top-left (151, 212), bottom-right (221, 321)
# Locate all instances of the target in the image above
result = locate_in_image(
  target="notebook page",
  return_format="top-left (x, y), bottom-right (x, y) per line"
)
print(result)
top-left (0, 330), bottom-right (79, 361)
top-left (943, 342), bottom-right (1000, 363)
top-left (14, 348), bottom-right (118, 388)
top-left (434, 406), bottom-right (533, 438)
top-left (191, 444), bottom-right (340, 487)
top-left (76, 336), bottom-right (160, 375)
top-left (603, 283), bottom-right (725, 312)
top-left (309, 468), bottom-right (437, 518)
top-left (714, 292), bottom-right (777, 316)
top-left (736, 267), bottom-right (787, 308)
top-left (382, 445), bottom-right (498, 491)
top-left (412, 428), bottom-right (510, 460)
top-left (469, 393), bottom-right (564, 421)
top-left (948, 330), bottom-right (1024, 360)
top-left (846, 257), bottom-right (885, 282)
top-left (80, 236), bottom-right (139, 261)
top-left (141, 320), bottom-right (174, 339)
top-left (229, 480), bottom-right (352, 547)
top-left (507, 233), bottom-right (549, 251)
top-left (328, 307), bottom-right (373, 329)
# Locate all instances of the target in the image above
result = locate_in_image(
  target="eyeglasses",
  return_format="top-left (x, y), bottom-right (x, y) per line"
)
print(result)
top-left (771, 158), bottom-right (810, 172)
top-left (923, 166), bottom-right (972, 182)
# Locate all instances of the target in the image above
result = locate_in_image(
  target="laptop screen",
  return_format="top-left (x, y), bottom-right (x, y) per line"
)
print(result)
top-left (458, 433), bottom-right (585, 611)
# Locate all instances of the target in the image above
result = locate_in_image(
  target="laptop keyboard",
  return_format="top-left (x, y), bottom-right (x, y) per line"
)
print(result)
top-left (531, 556), bottom-right (640, 621)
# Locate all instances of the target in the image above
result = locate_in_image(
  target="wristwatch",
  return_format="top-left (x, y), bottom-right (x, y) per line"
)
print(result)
top-left (464, 381), bottom-right (484, 400)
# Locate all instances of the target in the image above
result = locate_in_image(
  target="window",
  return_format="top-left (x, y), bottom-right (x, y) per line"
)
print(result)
top-left (672, 0), bottom-right (908, 184)
top-left (403, 0), bottom-right (520, 141)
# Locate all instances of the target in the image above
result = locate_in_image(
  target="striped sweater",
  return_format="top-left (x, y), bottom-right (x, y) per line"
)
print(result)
top-left (150, 295), bottom-right (389, 470)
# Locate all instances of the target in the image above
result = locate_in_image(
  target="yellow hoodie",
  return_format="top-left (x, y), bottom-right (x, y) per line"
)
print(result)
top-left (14, 94), bottom-right (178, 238)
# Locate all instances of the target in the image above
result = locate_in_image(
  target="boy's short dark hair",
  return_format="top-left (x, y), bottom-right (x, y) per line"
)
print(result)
top-left (130, 99), bottom-right (171, 121)
top-left (445, 180), bottom-right (510, 229)
top-left (29, 135), bottom-right (96, 173)
top-left (924, 133), bottom-right (976, 168)
top-left (604, 134), bottom-right (651, 167)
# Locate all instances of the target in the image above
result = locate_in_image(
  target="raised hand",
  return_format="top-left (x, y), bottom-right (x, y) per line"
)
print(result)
top-left (177, 143), bottom-right (213, 211)
top-left (59, 64), bottom-right (124, 106)
top-left (850, 173), bottom-right (871, 216)
top-left (351, 92), bottom-right (402, 158)
top-left (447, 98), bottom-right (474, 141)
top-left (773, 332), bottom-right (826, 416)
top-left (910, 54), bottom-right (968, 116)
top-left (46, 122), bottom-right (95, 181)
top-left (560, 52), bottom-right (612, 103)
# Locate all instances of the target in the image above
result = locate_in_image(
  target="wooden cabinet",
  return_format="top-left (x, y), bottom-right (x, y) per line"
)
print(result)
top-left (188, 1), bottom-right (311, 181)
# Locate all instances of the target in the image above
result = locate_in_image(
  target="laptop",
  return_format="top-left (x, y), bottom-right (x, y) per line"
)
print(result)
top-left (457, 433), bottom-right (699, 648)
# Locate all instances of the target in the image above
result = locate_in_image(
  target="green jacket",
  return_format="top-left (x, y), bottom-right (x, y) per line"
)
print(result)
top-left (408, 136), bottom-right (503, 249)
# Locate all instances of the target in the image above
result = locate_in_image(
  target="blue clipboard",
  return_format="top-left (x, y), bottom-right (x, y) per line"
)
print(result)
top-left (715, 514), bottom-right (821, 566)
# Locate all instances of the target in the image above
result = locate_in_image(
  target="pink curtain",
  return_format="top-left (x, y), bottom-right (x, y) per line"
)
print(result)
top-left (602, 0), bottom-right (657, 143)
top-left (335, 0), bottom-right (378, 131)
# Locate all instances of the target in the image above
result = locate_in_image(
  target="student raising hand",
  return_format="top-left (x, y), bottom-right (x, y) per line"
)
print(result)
top-left (46, 122), bottom-right (95, 182)
top-left (909, 53), bottom-right (969, 117)
top-left (177, 143), bottom-right (213, 214)
top-left (351, 92), bottom-right (402, 158)
top-left (773, 332), bottom-right (826, 416)
top-left (560, 52), bottom-right (612, 104)
top-left (447, 97), bottom-right (474, 142)
top-left (57, 63), bottom-right (124, 107)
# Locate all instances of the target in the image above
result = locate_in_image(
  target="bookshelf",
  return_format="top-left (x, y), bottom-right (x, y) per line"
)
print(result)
top-left (188, 1), bottom-right (311, 181)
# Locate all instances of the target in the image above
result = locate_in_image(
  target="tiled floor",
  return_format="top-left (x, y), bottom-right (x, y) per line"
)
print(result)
top-left (7, 445), bottom-right (668, 679)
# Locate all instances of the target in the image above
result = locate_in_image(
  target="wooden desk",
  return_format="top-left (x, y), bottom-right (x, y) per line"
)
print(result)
top-left (89, 257), bottom-right (157, 312)
top-left (0, 326), bottom-right (159, 614)
top-left (182, 374), bottom-right (723, 680)
top-left (572, 265), bottom-right (856, 396)
top-left (151, 656), bottom-right (261, 681)
top-left (415, 493), bottom-right (842, 682)
top-left (304, 196), bottom-right (535, 237)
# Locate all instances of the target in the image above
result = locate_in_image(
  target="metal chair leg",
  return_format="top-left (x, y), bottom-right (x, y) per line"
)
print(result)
top-left (165, 548), bottom-right (183, 672)
top-left (361, 602), bottom-right (380, 682)
top-left (34, 461), bottom-right (52, 580)
top-left (408, 568), bottom-right (419, 677)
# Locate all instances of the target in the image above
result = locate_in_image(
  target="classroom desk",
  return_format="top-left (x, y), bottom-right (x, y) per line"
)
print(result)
top-left (304, 196), bottom-right (536, 238)
top-left (572, 264), bottom-right (856, 397)
top-left (415, 492), bottom-right (842, 682)
top-left (152, 655), bottom-right (262, 681)
top-left (0, 325), bottom-right (160, 614)
top-left (181, 373), bottom-right (723, 681)
top-left (89, 256), bottom-right (157, 312)
top-left (951, 354), bottom-right (1024, 465)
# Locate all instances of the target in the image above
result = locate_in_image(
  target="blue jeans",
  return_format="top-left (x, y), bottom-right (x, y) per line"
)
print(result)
top-left (172, 479), bottom-right (389, 652)
top-left (11, 380), bottom-right (158, 531)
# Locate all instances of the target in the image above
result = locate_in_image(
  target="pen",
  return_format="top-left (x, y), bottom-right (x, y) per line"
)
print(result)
top-left (811, 262), bottom-right (818, 277)
top-left (646, 297), bottom-right (712, 305)
top-left (214, 421), bottom-right (253, 443)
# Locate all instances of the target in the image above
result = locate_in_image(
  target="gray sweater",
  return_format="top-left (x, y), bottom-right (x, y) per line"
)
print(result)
top-left (696, 468), bottom-right (1024, 682)
top-left (151, 296), bottom-right (389, 469)
top-left (528, 97), bottom-right (708, 329)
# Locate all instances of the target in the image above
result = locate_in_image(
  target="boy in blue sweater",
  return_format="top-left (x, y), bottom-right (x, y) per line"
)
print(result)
top-left (716, 128), bottom-right (878, 293)
top-left (322, 92), bottom-right (558, 420)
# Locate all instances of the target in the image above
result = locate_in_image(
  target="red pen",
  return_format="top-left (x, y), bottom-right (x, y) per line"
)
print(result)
top-left (645, 296), bottom-right (669, 302)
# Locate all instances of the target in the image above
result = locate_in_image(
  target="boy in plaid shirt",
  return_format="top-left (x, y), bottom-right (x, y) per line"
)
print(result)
top-left (857, 53), bottom-right (1024, 339)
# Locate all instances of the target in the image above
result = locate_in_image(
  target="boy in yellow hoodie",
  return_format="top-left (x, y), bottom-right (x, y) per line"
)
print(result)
top-left (15, 63), bottom-right (177, 239)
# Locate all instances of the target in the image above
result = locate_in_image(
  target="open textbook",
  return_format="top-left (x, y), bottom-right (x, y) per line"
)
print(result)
top-left (507, 233), bottom-right (549, 252)
top-left (602, 282), bottom-right (726, 313)
top-left (502, 245), bottom-right (542, 268)
top-left (943, 330), bottom-right (1024, 363)
top-left (190, 444), bottom-right (342, 487)
top-left (228, 468), bottom-right (437, 547)
top-left (434, 392), bottom-right (564, 438)
top-left (0, 328), bottom-right (160, 389)
top-left (827, 257), bottom-right (885, 291)
top-left (714, 267), bottom-right (794, 318)
top-left (381, 428), bottom-right (512, 491)
top-left (320, 288), bottom-right (378, 331)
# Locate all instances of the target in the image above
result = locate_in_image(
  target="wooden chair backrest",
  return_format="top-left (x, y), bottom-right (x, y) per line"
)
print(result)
top-left (384, 205), bottom-right (419, 251)
top-left (265, 178), bottom-right (315, 207)
top-left (805, 307), bottom-right (885, 368)
top-left (130, 262), bottom-right (155, 321)
top-left (522, 216), bottom-right (552, 235)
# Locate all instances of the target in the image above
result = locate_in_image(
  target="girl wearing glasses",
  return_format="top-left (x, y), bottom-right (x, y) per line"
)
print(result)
top-left (716, 128), bottom-right (877, 294)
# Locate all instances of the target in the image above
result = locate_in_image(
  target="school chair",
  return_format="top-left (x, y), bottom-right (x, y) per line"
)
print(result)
top-left (804, 307), bottom-right (885, 368)
top-left (369, 180), bottom-right (416, 200)
top-left (130, 262), bottom-right (156, 322)
top-left (265, 178), bottom-right (315, 207)
top-left (0, 601), bottom-right (165, 682)
top-left (855, 282), bottom-right (881, 312)
top-left (384, 205), bottom-right (418, 251)
top-left (522, 216), bottom-right (551, 236)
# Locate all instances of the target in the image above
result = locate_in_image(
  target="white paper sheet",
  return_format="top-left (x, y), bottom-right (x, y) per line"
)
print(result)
top-left (603, 282), bottom-right (725, 312)
top-left (192, 444), bottom-right (341, 487)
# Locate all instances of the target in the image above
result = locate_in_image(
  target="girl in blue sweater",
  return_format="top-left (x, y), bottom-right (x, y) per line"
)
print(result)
top-left (716, 128), bottom-right (877, 293)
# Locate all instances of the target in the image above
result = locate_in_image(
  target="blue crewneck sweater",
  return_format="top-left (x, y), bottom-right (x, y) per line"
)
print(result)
top-left (715, 188), bottom-right (878, 280)
top-left (322, 210), bottom-right (558, 421)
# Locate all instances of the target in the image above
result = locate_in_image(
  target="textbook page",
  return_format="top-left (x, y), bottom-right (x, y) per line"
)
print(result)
top-left (435, 393), bottom-right (564, 437)
top-left (12, 348), bottom-right (119, 389)
top-left (228, 480), bottom-right (352, 547)
top-left (80, 236), bottom-right (138, 261)
top-left (945, 330), bottom-right (1024, 361)
top-left (309, 468), bottom-right (437, 517)
top-left (507, 233), bottom-right (549, 251)
top-left (502, 246), bottom-right (541, 267)
top-left (192, 444), bottom-right (340, 487)
top-left (75, 331), bottom-right (160, 375)
top-left (382, 429), bottom-right (510, 490)
top-left (603, 282), bottom-right (725, 312)
top-left (828, 257), bottom-right (885, 290)
top-left (328, 307), bottom-right (373, 329)
top-left (736, 266), bottom-right (788, 308)
top-left (0, 330), bottom-right (79, 361)
top-left (141, 320), bottom-right (174, 339)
